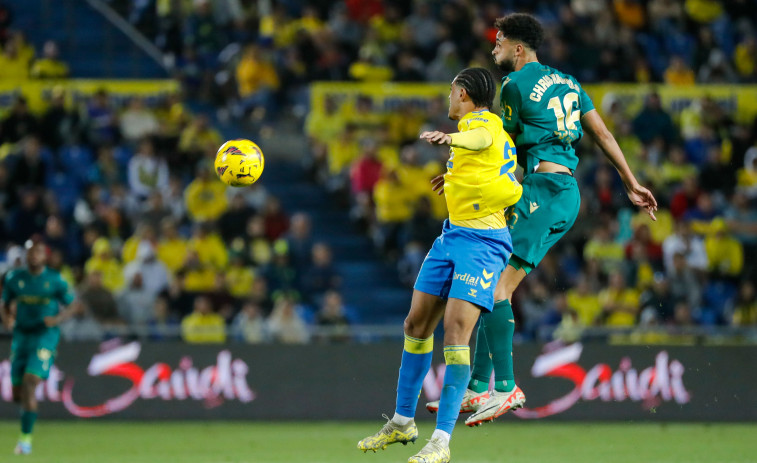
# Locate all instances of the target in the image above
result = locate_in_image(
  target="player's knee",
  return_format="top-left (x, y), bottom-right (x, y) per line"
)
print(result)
top-left (23, 374), bottom-right (41, 391)
top-left (403, 316), bottom-right (421, 338)
top-left (494, 275), bottom-right (517, 301)
top-left (12, 387), bottom-right (22, 403)
top-left (442, 320), bottom-right (470, 346)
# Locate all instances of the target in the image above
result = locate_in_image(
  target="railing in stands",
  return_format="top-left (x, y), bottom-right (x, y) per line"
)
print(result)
top-left (84, 0), bottom-right (168, 71)
top-left (0, 325), bottom-right (755, 344)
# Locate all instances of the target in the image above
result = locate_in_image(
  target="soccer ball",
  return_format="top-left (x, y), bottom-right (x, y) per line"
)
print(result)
top-left (214, 139), bottom-right (265, 187)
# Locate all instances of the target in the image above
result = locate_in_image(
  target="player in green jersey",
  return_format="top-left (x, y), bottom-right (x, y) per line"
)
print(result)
top-left (428, 13), bottom-right (658, 426)
top-left (1, 241), bottom-right (80, 455)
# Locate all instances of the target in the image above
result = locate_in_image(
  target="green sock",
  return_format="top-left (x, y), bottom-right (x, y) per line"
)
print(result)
top-left (468, 320), bottom-right (492, 393)
top-left (482, 300), bottom-right (516, 393)
top-left (21, 410), bottom-right (37, 435)
top-left (19, 434), bottom-right (32, 445)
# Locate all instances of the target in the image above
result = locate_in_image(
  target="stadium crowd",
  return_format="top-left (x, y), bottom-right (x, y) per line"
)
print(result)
top-left (1, 0), bottom-right (756, 344)
top-left (108, 0), bottom-right (757, 117)
top-left (0, 6), bottom-right (357, 344)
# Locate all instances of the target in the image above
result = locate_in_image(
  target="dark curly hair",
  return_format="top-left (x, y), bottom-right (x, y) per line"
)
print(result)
top-left (453, 67), bottom-right (496, 109)
top-left (494, 13), bottom-right (545, 52)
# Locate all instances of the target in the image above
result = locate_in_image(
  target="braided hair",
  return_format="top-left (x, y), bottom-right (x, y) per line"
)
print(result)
top-left (494, 13), bottom-right (545, 52)
top-left (453, 67), bottom-right (496, 109)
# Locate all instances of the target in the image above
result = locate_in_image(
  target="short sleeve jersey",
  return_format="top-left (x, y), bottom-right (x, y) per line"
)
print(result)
top-left (444, 110), bottom-right (522, 221)
top-left (2, 268), bottom-right (73, 332)
top-left (500, 62), bottom-right (595, 174)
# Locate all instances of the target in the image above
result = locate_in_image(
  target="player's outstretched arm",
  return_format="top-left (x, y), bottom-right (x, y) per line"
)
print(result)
top-left (582, 109), bottom-right (658, 221)
top-left (422, 127), bottom-right (494, 196)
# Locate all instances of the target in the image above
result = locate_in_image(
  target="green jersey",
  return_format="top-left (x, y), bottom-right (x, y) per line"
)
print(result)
top-left (2, 267), bottom-right (73, 333)
top-left (499, 62), bottom-right (595, 174)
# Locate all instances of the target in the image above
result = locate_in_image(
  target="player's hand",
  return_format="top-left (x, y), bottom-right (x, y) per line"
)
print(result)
top-left (625, 182), bottom-right (658, 221)
top-left (2, 316), bottom-right (14, 331)
top-left (43, 316), bottom-right (60, 328)
top-left (430, 174), bottom-right (445, 195)
top-left (419, 131), bottom-right (452, 145)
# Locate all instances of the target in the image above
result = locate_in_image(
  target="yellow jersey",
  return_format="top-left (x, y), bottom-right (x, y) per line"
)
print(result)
top-left (444, 110), bottom-right (522, 223)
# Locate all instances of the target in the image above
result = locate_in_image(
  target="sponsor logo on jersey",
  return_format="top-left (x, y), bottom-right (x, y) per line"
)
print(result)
top-left (18, 296), bottom-right (51, 305)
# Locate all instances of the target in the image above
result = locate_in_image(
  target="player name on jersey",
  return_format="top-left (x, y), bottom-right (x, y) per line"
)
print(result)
top-left (526, 74), bottom-right (581, 102)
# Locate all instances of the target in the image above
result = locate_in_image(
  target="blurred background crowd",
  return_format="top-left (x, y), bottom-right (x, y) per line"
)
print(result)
top-left (0, 0), bottom-right (756, 344)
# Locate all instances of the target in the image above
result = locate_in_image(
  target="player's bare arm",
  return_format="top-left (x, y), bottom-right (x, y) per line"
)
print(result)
top-left (581, 109), bottom-right (658, 221)
top-left (44, 300), bottom-right (84, 328)
top-left (0, 300), bottom-right (13, 330)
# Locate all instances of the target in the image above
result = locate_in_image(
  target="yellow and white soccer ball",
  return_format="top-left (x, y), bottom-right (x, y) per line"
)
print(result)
top-left (214, 139), bottom-right (265, 187)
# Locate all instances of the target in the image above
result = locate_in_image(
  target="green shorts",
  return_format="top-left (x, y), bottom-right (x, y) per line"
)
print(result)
top-left (10, 329), bottom-right (60, 386)
top-left (506, 172), bottom-right (580, 273)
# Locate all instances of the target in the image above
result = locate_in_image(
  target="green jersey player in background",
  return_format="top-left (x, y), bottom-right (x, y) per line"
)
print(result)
top-left (429, 13), bottom-right (658, 427)
top-left (1, 241), bottom-right (80, 455)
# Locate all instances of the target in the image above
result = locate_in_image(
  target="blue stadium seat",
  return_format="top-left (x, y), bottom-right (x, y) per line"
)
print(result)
top-left (701, 280), bottom-right (738, 325)
top-left (663, 32), bottom-right (696, 65)
top-left (113, 145), bottom-right (134, 167)
top-left (60, 145), bottom-right (94, 183)
top-left (45, 171), bottom-right (81, 216)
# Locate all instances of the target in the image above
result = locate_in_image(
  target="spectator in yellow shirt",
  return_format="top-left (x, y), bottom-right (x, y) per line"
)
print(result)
top-left (704, 218), bottom-right (744, 279)
top-left (0, 39), bottom-right (30, 80)
top-left (685, 0), bottom-right (724, 24)
top-left (326, 124), bottom-right (360, 175)
top-left (736, 152), bottom-right (757, 197)
top-left (599, 271), bottom-right (640, 326)
top-left (566, 275), bottom-right (602, 326)
top-left (179, 250), bottom-right (216, 293)
top-left (660, 146), bottom-right (697, 188)
top-left (731, 281), bottom-right (757, 326)
top-left (30, 40), bottom-right (69, 79)
top-left (225, 252), bottom-right (255, 299)
top-left (348, 51), bottom-right (393, 82)
top-left (188, 223), bottom-right (228, 270)
top-left (157, 219), bottom-right (189, 274)
top-left (306, 95), bottom-right (345, 147)
top-left (369, 4), bottom-right (403, 44)
top-left (397, 146), bottom-right (434, 204)
top-left (373, 169), bottom-right (414, 255)
top-left (185, 166), bottom-right (228, 222)
top-left (122, 223), bottom-right (157, 263)
top-left (734, 36), bottom-right (756, 81)
top-left (663, 56), bottom-right (696, 86)
top-left (584, 225), bottom-right (625, 274)
top-left (181, 295), bottom-right (226, 343)
top-left (614, 0), bottom-right (646, 29)
top-left (84, 238), bottom-right (125, 293)
top-left (235, 44), bottom-right (279, 121)
top-left (178, 115), bottom-right (222, 169)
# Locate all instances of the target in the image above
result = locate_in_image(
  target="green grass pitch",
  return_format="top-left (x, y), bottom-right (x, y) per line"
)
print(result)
top-left (0, 421), bottom-right (754, 462)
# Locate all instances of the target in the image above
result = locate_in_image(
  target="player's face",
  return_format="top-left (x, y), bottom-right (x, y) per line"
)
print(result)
top-left (492, 31), bottom-right (516, 73)
top-left (26, 244), bottom-right (47, 269)
top-left (448, 81), bottom-right (462, 120)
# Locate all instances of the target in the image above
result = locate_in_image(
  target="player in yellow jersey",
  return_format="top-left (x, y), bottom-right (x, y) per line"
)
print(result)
top-left (357, 68), bottom-right (522, 463)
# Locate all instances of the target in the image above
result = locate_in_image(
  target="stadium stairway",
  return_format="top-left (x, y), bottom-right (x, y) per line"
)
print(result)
top-left (11, 0), bottom-right (166, 78)
top-left (199, 105), bottom-right (414, 325)
top-left (260, 158), bottom-right (412, 325)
